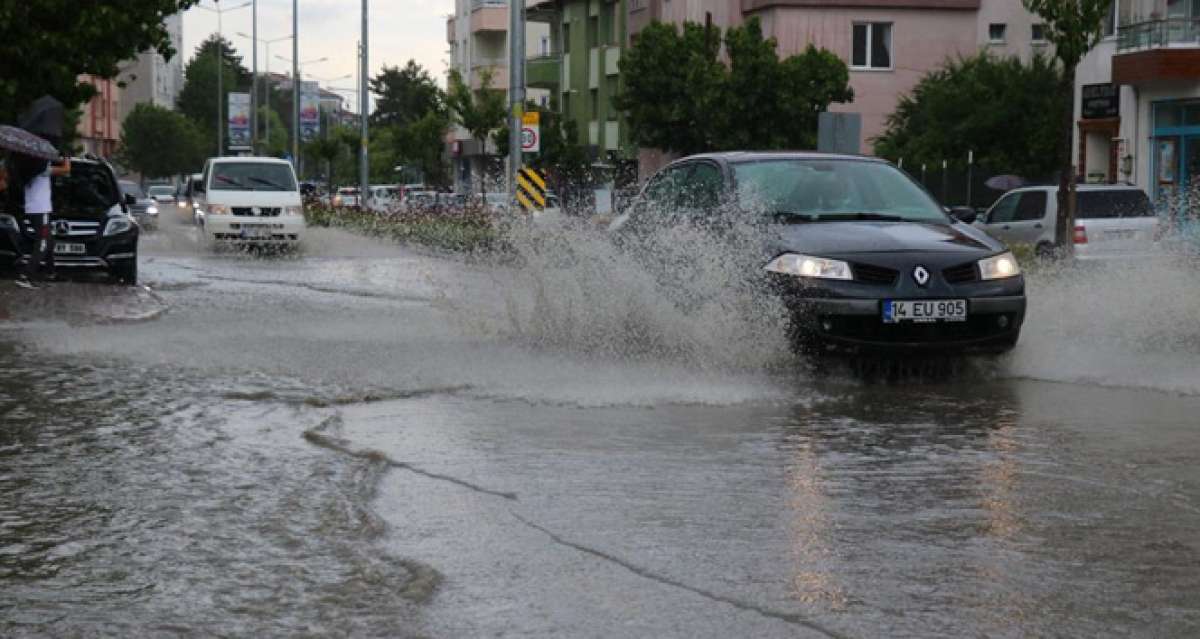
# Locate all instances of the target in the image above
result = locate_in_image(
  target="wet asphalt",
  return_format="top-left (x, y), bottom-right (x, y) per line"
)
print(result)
top-left (1, 213), bottom-right (1198, 637)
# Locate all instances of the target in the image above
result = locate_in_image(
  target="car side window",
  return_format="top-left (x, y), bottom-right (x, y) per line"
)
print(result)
top-left (988, 193), bottom-right (1020, 224)
top-left (678, 162), bottom-right (723, 211)
top-left (1014, 191), bottom-right (1047, 221)
top-left (641, 164), bottom-right (691, 211)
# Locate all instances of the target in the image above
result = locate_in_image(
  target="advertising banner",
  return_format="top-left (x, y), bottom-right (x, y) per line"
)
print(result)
top-left (227, 92), bottom-right (251, 151)
top-left (299, 81), bottom-right (321, 142)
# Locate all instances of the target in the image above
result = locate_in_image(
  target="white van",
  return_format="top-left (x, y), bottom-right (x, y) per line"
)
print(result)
top-left (194, 157), bottom-right (306, 244)
top-left (975, 184), bottom-right (1157, 260)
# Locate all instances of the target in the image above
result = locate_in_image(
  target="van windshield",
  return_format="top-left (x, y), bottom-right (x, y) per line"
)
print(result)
top-left (210, 163), bottom-right (297, 192)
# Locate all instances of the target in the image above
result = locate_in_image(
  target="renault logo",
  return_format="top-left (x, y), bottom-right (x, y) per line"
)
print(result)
top-left (54, 221), bottom-right (70, 237)
top-left (912, 265), bottom-right (931, 287)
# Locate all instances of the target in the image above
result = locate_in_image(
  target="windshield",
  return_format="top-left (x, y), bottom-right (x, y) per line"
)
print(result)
top-left (210, 162), bottom-right (298, 192)
top-left (119, 181), bottom-right (146, 199)
top-left (732, 159), bottom-right (948, 223)
top-left (52, 162), bottom-right (119, 213)
top-left (147, 186), bottom-right (174, 197)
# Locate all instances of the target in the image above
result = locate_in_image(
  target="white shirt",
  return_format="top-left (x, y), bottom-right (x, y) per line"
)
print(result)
top-left (24, 165), bottom-right (51, 215)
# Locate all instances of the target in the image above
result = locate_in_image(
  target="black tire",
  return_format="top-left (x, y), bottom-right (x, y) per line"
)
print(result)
top-left (111, 254), bottom-right (137, 286)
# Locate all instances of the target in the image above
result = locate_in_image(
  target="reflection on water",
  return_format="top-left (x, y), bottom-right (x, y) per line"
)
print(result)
top-left (0, 348), bottom-right (430, 637)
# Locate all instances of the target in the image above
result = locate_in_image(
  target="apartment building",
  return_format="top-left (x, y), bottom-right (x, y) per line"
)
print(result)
top-left (446, 0), bottom-right (551, 191)
top-left (117, 13), bottom-right (185, 124)
top-left (76, 76), bottom-right (121, 158)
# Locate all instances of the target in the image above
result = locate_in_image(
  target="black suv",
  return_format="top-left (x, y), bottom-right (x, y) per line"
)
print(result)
top-left (0, 157), bottom-right (139, 284)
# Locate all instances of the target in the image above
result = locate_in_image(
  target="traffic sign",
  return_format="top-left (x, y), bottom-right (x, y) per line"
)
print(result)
top-left (521, 111), bottom-right (540, 153)
top-left (516, 167), bottom-right (547, 213)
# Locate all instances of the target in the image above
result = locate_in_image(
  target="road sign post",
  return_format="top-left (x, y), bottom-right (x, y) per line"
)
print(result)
top-left (521, 111), bottom-right (540, 154)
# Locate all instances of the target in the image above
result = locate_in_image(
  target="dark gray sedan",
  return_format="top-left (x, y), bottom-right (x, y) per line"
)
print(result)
top-left (118, 180), bottom-right (159, 230)
top-left (610, 152), bottom-right (1026, 355)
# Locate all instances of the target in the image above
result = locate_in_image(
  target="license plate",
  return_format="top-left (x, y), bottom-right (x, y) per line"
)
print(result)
top-left (240, 225), bottom-right (270, 239)
top-left (883, 299), bottom-right (967, 323)
top-left (54, 242), bottom-right (85, 255)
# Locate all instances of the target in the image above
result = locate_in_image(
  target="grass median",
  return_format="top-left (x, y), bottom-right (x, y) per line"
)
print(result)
top-left (304, 205), bottom-right (498, 253)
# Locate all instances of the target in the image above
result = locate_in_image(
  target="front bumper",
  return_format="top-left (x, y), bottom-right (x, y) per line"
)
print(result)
top-left (203, 214), bottom-right (306, 243)
top-left (0, 220), bottom-right (137, 273)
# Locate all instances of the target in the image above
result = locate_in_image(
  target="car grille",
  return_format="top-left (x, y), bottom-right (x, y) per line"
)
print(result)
top-left (852, 263), bottom-right (899, 285)
top-left (942, 262), bottom-right (979, 284)
top-left (232, 207), bottom-right (282, 217)
top-left (36, 220), bottom-right (101, 238)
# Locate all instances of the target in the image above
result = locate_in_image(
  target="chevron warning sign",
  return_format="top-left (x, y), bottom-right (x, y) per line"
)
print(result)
top-left (516, 166), bottom-right (547, 213)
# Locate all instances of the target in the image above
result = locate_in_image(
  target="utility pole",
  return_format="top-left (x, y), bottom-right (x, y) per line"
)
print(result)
top-left (359, 0), bottom-right (369, 203)
top-left (292, 0), bottom-right (300, 176)
top-left (251, 0), bottom-right (258, 152)
top-left (507, 0), bottom-right (526, 202)
top-left (216, 0), bottom-right (223, 157)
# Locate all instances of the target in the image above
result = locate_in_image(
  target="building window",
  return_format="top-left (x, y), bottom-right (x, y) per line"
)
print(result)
top-left (562, 23), bottom-right (571, 54)
top-left (851, 23), bottom-right (892, 70)
top-left (587, 16), bottom-right (599, 48)
top-left (590, 89), bottom-right (598, 119)
top-left (988, 23), bottom-right (1007, 43)
top-left (1103, 0), bottom-right (1116, 36)
top-left (1032, 24), bottom-right (1047, 43)
top-left (606, 76), bottom-right (618, 120)
top-left (540, 35), bottom-right (550, 56)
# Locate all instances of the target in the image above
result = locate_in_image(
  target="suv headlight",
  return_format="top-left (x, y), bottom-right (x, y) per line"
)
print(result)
top-left (764, 253), bottom-right (853, 280)
top-left (104, 216), bottom-right (135, 236)
top-left (284, 205), bottom-right (303, 216)
top-left (207, 204), bottom-right (230, 215)
top-left (146, 205), bottom-right (159, 215)
top-left (978, 251), bottom-right (1020, 280)
top-left (0, 214), bottom-right (18, 231)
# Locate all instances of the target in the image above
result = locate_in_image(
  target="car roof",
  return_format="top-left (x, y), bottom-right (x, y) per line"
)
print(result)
top-left (209, 156), bottom-right (292, 165)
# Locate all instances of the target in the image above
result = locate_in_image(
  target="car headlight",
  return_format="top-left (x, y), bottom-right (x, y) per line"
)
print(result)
top-left (207, 204), bottom-right (230, 215)
top-left (104, 216), bottom-right (135, 236)
top-left (978, 251), bottom-right (1021, 280)
top-left (147, 205), bottom-right (159, 215)
top-left (0, 214), bottom-right (18, 231)
top-left (284, 205), bottom-right (303, 216)
top-left (764, 253), bottom-right (853, 280)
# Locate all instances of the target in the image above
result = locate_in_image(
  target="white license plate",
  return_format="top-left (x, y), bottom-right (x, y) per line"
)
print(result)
top-left (883, 299), bottom-right (968, 323)
top-left (240, 226), bottom-right (271, 239)
top-left (54, 242), bottom-right (86, 255)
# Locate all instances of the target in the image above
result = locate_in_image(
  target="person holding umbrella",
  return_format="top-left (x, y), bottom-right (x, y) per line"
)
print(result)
top-left (0, 96), bottom-right (70, 288)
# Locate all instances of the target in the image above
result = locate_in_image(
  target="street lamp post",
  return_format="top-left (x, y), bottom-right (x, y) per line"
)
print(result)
top-left (292, 0), bottom-right (299, 175)
top-left (197, 0), bottom-right (251, 157)
top-left (236, 32), bottom-right (293, 149)
top-left (360, 0), bottom-right (369, 205)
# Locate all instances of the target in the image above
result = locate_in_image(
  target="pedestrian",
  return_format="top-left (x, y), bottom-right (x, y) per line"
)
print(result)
top-left (8, 152), bottom-right (69, 288)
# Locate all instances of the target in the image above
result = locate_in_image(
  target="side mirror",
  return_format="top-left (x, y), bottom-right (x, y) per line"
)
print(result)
top-left (949, 206), bottom-right (977, 224)
top-left (124, 193), bottom-right (137, 206)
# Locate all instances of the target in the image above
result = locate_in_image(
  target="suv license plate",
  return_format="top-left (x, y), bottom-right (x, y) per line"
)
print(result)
top-left (54, 242), bottom-right (86, 255)
top-left (883, 299), bottom-right (967, 324)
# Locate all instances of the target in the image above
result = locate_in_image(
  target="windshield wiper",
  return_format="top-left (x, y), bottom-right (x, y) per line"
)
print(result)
top-left (812, 212), bottom-right (907, 222)
top-left (768, 211), bottom-right (818, 223)
top-left (215, 175), bottom-right (244, 187)
top-left (246, 176), bottom-right (287, 190)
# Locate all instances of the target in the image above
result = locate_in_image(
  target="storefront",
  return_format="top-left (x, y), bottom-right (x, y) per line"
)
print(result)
top-left (1151, 100), bottom-right (1200, 198)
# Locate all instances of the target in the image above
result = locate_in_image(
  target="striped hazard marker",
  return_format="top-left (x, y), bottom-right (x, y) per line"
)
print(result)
top-left (516, 167), bottom-right (547, 213)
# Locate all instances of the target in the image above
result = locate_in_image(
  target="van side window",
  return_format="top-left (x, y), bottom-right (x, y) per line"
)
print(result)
top-left (1014, 191), bottom-right (1047, 221)
top-left (988, 193), bottom-right (1020, 223)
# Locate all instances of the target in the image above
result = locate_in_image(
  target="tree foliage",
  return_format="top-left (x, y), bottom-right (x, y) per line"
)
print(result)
top-left (117, 103), bottom-right (205, 179)
top-left (176, 35), bottom-right (252, 156)
top-left (0, 0), bottom-right (198, 129)
top-left (614, 17), bottom-right (853, 155)
top-left (370, 61), bottom-right (445, 128)
top-left (445, 68), bottom-right (506, 152)
top-left (873, 53), bottom-right (1064, 181)
top-left (368, 60), bottom-right (450, 186)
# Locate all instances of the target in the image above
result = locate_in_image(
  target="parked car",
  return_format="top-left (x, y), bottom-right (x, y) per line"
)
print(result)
top-left (0, 157), bottom-right (139, 284)
top-left (403, 189), bottom-right (439, 212)
top-left (118, 180), bottom-right (159, 230)
top-left (182, 172), bottom-right (203, 217)
top-left (332, 187), bottom-right (360, 208)
top-left (193, 156), bottom-right (306, 245)
top-left (366, 185), bottom-right (402, 213)
top-left (975, 184), bottom-right (1157, 260)
top-left (609, 152), bottom-right (1026, 356)
top-left (147, 184), bottom-right (176, 205)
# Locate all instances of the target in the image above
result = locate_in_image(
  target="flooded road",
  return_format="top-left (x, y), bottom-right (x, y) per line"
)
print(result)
top-left (2, 215), bottom-right (1199, 637)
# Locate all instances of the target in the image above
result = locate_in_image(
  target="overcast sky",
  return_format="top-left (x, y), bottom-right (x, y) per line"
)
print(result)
top-left (181, 0), bottom-right (451, 113)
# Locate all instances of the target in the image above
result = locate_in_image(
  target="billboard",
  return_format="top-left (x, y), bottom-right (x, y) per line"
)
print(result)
top-left (299, 80), bottom-right (321, 142)
top-left (227, 92), bottom-right (251, 150)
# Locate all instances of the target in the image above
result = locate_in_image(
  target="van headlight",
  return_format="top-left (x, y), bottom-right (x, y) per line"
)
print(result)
top-left (764, 253), bottom-right (853, 280)
top-left (0, 214), bottom-right (18, 231)
top-left (284, 205), bottom-right (303, 216)
top-left (104, 216), bottom-right (135, 236)
top-left (978, 251), bottom-right (1021, 280)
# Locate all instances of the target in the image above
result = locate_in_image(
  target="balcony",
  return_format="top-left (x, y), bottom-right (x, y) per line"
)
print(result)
top-left (527, 54), bottom-right (561, 90)
top-left (470, 0), bottom-right (507, 34)
top-left (470, 56), bottom-right (509, 90)
top-left (1113, 18), bottom-right (1200, 85)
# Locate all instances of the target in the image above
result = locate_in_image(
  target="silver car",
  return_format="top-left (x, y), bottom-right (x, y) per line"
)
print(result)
top-left (976, 184), bottom-right (1157, 260)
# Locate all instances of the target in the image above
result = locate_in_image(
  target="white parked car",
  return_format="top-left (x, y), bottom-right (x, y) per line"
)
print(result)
top-left (193, 157), bottom-right (306, 244)
top-left (332, 187), bottom-right (360, 208)
top-left (976, 184), bottom-right (1157, 260)
top-left (366, 185), bottom-right (401, 213)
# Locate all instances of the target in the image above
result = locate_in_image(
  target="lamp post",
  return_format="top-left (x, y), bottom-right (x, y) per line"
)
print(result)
top-left (360, 0), bottom-right (369, 205)
top-left (196, 0), bottom-right (251, 157)
top-left (236, 32), bottom-right (292, 149)
top-left (276, 53), bottom-right (328, 174)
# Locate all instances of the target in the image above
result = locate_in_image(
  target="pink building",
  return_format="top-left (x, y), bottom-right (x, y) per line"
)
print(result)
top-left (76, 75), bottom-right (121, 158)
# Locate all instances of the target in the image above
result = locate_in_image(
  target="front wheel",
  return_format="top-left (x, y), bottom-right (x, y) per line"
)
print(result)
top-left (111, 255), bottom-right (137, 286)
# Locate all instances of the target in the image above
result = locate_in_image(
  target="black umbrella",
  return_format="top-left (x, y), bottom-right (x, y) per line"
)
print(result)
top-left (17, 95), bottom-right (65, 143)
top-left (0, 124), bottom-right (59, 161)
top-left (985, 174), bottom-right (1026, 191)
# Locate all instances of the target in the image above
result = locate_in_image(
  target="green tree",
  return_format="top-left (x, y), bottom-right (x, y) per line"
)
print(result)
top-left (874, 53), bottom-right (1064, 184)
top-left (445, 68), bottom-right (506, 192)
top-left (176, 35), bottom-right (252, 156)
top-left (304, 136), bottom-right (347, 188)
top-left (370, 60), bottom-right (445, 128)
top-left (394, 111), bottom-right (451, 187)
top-left (117, 103), bottom-right (206, 180)
top-left (1022, 0), bottom-right (1113, 252)
top-left (614, 17), bottom-right (852, 155)
top-left (257, 106), bottom-right (290, 157)
top-left (0, 0), bottom-right (198, 134)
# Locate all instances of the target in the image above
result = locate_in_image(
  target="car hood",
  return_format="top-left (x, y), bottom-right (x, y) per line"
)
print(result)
top-left (770, 220), bottom-right (1004, 258)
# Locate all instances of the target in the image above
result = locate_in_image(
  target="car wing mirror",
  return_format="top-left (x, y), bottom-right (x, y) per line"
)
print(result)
top-left (949, 206), bottom-right (977, 224)
top-left (124, 193), bottom-right (137, 206)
